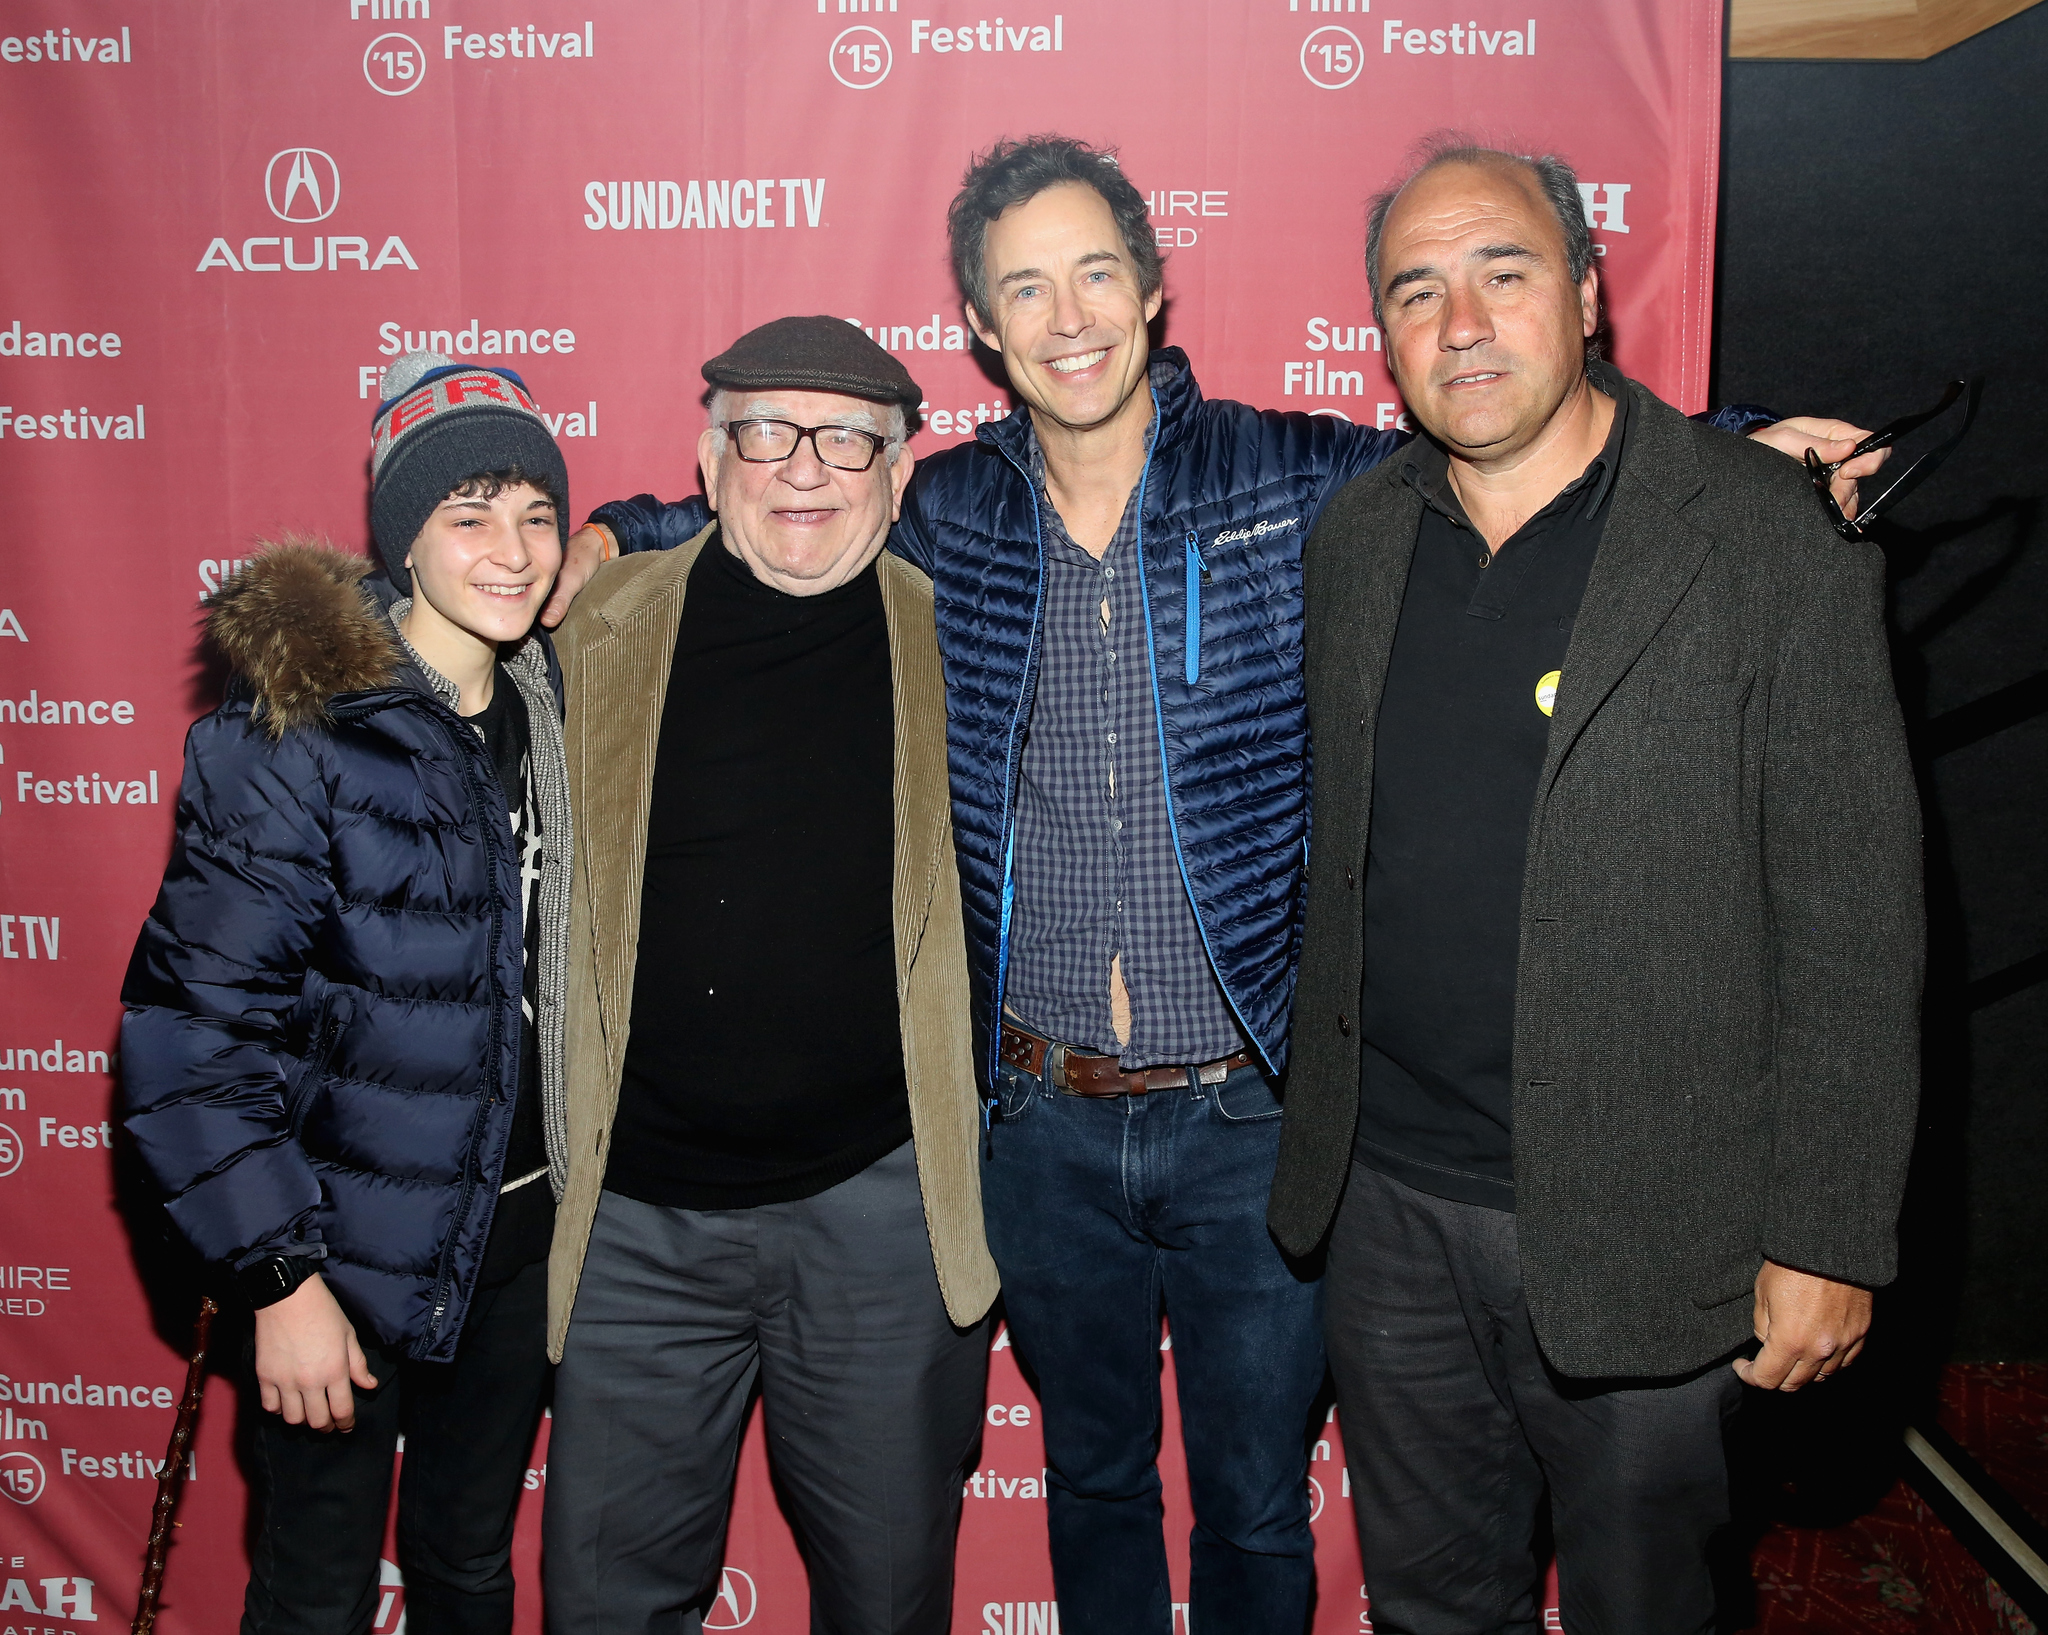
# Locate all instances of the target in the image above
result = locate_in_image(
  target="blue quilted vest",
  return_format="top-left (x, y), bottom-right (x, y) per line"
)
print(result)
top-left (894, 349), bottom-right (1405, 1088)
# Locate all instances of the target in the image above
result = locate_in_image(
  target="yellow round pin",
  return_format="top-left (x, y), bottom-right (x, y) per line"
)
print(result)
top-left (1535, 670), bottom-right (1560, 717)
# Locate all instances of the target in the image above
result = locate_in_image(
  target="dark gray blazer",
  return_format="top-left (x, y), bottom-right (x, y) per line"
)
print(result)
top-left (1268, 376), bottom-right (1924, 1379)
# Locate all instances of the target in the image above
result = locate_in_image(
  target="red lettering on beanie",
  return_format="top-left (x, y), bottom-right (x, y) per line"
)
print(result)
top-left (446, 373), bottom-right (512, 405)
top-left (388, 390), bottom-right (439, 434)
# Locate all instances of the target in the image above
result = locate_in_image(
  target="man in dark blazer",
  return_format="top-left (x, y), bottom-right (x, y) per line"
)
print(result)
top-left (1267, 139), bottom-right (1924, 1634)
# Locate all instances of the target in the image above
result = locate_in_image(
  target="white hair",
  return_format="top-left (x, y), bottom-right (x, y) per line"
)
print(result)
top-left (706, 389), bottom-right (908, 465)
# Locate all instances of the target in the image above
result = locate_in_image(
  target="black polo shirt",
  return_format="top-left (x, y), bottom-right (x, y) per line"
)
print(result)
top-left (1354, 368), bottom-right (1630, 1211)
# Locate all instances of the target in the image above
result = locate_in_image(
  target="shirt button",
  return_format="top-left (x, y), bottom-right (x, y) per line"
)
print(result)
top-left (1477, 552), bottom-right (1492, 568)
top-left (1107, 732), bottom-right (1117, 744)
top-left (1337, 1013), bottom-right (1352, 1036)
top-left (1103, 567), bottom-right (1115, 578)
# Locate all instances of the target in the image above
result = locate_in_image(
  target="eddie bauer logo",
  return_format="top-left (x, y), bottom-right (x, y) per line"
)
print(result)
top-left (196, 150), bottom-right (419, 273)
top-left (1212, 518), bottom-right (1298, 547)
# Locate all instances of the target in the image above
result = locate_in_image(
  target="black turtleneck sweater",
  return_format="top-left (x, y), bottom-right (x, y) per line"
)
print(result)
top-left (606, 538), bottom-right (908, 1210)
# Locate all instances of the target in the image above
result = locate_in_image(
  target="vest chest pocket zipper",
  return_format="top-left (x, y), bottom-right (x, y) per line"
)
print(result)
top-left (1184, 531), bottom-right (1212, 685)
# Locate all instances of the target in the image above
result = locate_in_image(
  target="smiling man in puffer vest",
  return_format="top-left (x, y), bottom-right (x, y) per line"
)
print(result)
top-left (120, 351), bottom-right (574, 1634)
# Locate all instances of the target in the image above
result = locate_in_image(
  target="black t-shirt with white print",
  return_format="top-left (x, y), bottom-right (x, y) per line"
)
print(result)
top-left (471, 665), bottom-right (554, 1284)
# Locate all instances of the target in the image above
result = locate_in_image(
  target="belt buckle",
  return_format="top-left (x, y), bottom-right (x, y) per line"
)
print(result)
top-left (1047, 1041), bottom-right (1069, 1093)
top-left (1197, 1059), bottom-right (1232, 1087)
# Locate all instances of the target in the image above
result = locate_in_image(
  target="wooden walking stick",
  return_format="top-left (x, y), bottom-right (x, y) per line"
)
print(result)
top-left (132, 1296), bottom-right (219, 1635)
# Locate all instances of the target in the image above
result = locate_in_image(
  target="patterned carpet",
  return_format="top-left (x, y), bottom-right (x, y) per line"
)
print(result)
top-left (1744, 1481), bottom-right (2035, 1632)
top-left (1727, 1364), bottom-right (2047, 1633)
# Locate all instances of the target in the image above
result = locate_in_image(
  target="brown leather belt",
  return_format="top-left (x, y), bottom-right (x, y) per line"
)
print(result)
top-left (999, 1020), bottom-right (1256, 1098)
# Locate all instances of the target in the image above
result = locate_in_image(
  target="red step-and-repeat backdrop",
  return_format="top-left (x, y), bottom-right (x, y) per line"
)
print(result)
top-left (0, 0), bottom-right (1722, 1628)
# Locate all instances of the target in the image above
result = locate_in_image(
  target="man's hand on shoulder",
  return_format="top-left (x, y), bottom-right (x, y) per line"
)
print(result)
top-left (1747, 417), bottom-right (1891, 521)
top-left (541, 522), bottom-right (615, 629)
top-left (1733, 1259), bottom-right (1873, 1392)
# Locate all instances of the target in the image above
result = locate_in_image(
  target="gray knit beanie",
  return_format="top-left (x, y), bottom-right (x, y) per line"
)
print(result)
top-left (368, 351), bottom-right (571, 591)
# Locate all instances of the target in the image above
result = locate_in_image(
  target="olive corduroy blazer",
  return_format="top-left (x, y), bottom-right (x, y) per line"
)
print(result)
top-left (546, 526), bottom-right (997, 1357)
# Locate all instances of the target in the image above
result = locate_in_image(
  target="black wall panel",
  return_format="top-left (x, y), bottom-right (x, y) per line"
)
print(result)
top-left (1716, 5), bottom-right (2048, 1361)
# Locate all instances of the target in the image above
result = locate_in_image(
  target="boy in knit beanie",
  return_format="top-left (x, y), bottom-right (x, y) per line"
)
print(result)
top-left (122, 353), bottom-right (574, 1634)
top-left (369, 350), bottom-right (571, 594)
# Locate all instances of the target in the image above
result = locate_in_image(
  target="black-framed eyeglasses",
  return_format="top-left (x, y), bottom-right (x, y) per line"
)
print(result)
top-left (725, 418), bottom-right (890, 472)
top-left (1806, 377), bottom-right (1983, 541)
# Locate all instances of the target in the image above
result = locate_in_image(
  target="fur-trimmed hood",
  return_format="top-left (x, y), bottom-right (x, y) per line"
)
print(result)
top-left (204, 541), bottom-right (404, 736)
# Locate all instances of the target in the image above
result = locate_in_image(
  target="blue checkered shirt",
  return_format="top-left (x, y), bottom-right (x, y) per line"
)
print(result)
top-left (1001, 432), bottom-right (1246, 1069)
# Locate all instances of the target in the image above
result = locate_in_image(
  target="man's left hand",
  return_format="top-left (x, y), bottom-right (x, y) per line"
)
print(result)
top-left (1732, 1260), bottom-right (1873, 1391)
top-left (541, 523), bottom-right (612, 629)
top-left (1748, 417), bottom-right (1892, 521)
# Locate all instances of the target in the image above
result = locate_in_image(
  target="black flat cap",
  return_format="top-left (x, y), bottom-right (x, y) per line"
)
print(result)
top-left (702, 315), bottom-right (923, 416)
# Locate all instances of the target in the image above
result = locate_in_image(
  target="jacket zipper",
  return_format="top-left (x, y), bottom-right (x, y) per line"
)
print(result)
top-left (986, 445), bottom-right (1051, 1095)
top-left (1184, 530), bottom-right (1212, 685)
top-left (419, 706), bottom-right (510, 1352)
top-left (322, 687), bottom-right (513, 1348)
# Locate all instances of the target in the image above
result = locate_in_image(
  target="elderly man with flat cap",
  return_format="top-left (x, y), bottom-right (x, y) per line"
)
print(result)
top-left (543, 318), bottom-right (997, 1634)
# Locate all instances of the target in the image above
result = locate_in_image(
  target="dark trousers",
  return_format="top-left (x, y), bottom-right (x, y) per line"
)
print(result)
top-left (240, 1257), bottom-right (551, 1635)
top-left (543, 1142), bottom-right (990, 1635)
top-left (982, 1062), bottom-right (1326, 1635)
top-left (1324, 1162), bottom-right (1744, 1635)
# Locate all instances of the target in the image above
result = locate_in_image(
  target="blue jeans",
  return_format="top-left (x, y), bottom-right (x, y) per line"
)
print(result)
top-left (982, 1061), bottom-right (1325, 1635)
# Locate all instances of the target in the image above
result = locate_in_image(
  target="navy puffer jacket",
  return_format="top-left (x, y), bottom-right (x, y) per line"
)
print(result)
top-left (592, 351), bottom-right (1771, 1089)
top-left (120, 543), bottom-right (561, 1363)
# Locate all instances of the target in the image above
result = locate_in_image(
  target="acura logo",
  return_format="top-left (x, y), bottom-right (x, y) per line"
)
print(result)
top-left (706, 1567), bottom-right (757, 1629)
top-left (266, 148), bottom-right (341, 223)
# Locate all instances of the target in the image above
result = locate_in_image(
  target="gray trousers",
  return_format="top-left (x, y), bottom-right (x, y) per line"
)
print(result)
top-left (543, 1142), bottom-right (990, 1635)
top-left (1325, 1162), bottom-right (1744, 1635)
